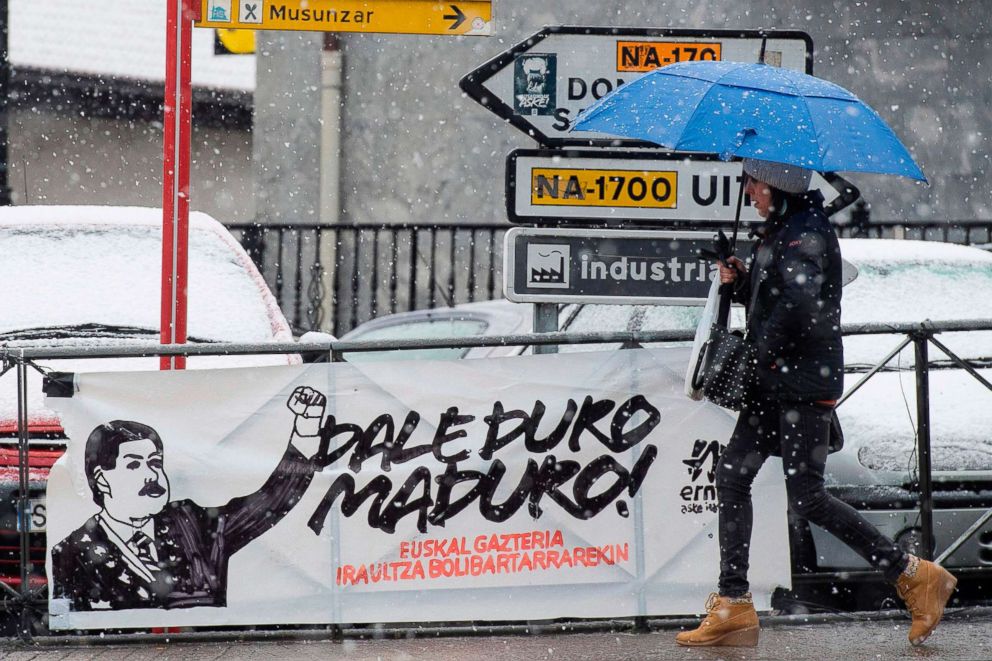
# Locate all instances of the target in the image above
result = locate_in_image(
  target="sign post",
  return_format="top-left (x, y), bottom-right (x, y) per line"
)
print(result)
top-left (461, 28), bottom-right (822, 313)
top-left (161, 0), bottom-right (200, 371)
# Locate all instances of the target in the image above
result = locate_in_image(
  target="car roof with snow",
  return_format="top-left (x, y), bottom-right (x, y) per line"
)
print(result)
top-left (0, 205), bottom-right (291, 345)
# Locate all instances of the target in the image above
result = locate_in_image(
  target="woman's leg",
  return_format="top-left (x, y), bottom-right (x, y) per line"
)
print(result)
top-left (779, 402), bottom-right (908, 580)
top-left (716, 403), bottom-right (774, 597)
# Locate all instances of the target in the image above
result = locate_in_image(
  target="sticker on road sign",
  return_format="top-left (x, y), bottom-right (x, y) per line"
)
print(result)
top-left (526, 244), bottom-right (570, 288)
top-left (240, 1), bottom-right (264, 23)
top-left (208, 0), bottom-right (233, 22)
top-left (514, 54), bottom-right (557, 116)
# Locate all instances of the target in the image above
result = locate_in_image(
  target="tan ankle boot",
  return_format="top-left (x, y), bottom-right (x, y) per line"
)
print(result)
top-left (895, 556), bottom-right (957, 646)
top-left (675, 593), bottom-right (759, 647)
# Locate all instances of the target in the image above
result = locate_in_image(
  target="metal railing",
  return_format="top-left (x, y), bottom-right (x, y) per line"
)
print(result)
top-left (837, 220), bottom-right (992, 245)
top-left (1, 317), bottom-right (991, 639)
top-left (226, 220), bottom-right (992, 338)
top-left (227, 222), bottom-right (508, 336)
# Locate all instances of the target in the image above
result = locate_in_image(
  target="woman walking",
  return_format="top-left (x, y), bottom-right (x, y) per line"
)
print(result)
top-left (675, 158), bottom-right (957, 648)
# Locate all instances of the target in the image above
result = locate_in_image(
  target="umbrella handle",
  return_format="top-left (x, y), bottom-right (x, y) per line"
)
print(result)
top-left (730, 166), bottom-right (746, 253)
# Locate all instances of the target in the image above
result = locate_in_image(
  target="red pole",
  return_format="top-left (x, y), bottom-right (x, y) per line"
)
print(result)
top-left (161, 0), bottom-right (197, 370)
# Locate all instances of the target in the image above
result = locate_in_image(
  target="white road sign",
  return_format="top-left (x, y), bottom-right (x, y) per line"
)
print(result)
top-left (462, 27), bottom-right (813, 146)
top-left (507, 150), bottom-right (856, 226)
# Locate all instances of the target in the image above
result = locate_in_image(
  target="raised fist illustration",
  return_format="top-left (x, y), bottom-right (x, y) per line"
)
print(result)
top-left (287, 386), bottom-right (327, 439)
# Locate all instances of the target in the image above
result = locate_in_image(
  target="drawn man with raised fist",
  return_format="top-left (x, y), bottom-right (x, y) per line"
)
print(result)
top-left (51, 386), bottom-right (327, 612)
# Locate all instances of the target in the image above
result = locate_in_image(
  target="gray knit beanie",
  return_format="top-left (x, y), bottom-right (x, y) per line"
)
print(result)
top-left (742, 158), bottom-right (813, 194)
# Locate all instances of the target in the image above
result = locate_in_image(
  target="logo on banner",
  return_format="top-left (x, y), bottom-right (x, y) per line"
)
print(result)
top-left (240, 0), bottom-right (264, 23)
top-left (208, 0), bottom-right (233, 22)
top-left (527, 244), bottom-right (569, 288)
top-left (680, 439), bottom-right (724, 515)
top-left (514, 54), bottom-right (557, 116)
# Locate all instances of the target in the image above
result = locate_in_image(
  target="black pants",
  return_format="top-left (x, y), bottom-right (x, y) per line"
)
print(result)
top-left (716, 399), bottom-right (909, 597)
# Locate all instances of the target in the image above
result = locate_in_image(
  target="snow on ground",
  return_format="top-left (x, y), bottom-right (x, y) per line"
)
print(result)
top-left (10, 0), bottom-right (254, 91)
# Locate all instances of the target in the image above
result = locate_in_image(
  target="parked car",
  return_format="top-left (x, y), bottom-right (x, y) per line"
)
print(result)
top-left (342, 238), bottom-right (992, 610)
top-left (0, 205), bottom-right (297, 616)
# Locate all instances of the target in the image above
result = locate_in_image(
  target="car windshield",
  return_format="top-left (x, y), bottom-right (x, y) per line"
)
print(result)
top-left (0, 223), bottom-right (279, 343)
top-left (841, 253), bottom-right (992, 367)
top-left (344, 318), bottom-right (488, 361)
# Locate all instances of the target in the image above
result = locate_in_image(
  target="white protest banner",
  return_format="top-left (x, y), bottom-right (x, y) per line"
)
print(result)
top-left (45, 348), bottom-right (789, 629)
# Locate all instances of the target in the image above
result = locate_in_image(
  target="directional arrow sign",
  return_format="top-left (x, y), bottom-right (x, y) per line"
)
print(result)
top-left (443, 5), bottom-right (466, 30)
top-left (196, 0), bottom-right (493, 36)
top-left (462, 27), bottom-right (812, 146)
top-left (507, 150), bottom-right (859, 226)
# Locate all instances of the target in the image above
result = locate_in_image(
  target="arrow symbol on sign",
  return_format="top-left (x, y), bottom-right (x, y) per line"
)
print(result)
top-left (443, 5), bottom-right (467, 30)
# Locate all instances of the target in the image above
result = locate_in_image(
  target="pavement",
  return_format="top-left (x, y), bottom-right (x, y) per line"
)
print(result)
top-left (2, 610), bottom-right (992, 661)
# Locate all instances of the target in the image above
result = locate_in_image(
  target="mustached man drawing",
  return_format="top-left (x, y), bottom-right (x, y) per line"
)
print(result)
top-left (51, 386), bottom-right (326, 611)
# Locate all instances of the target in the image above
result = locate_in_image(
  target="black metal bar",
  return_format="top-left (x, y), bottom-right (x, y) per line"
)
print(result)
top-left (408, 228), bottom-right (418, 313)
top-left (389, 228), bottom-right (399, 314)
top-left (331, 227), bottom-right (343, 337)
top-left (274, 228), bottom-right (286, 306)
top-left (369, 228), bottom-right (380, 319)
top-left (16, 359), bottom-right (32, 640)
top-left (914, 333), bottom-right (935, 561)
top-left (448, 228), bottom-right (457, 307)
top-left (467, 229), bottom-right (477, 303)
top-left (307, 228), bottom-right (324, 331)
top-left (428, 227), bottom-right (438, 309)
top-left (487, 229), bottom-right (497, 300)
top-left (349, 229), bottom-right (359, 332)
top-left (293, 228), bottom-right (304, 329)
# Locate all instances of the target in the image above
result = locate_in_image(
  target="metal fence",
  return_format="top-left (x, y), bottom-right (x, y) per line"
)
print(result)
top-left (228, 220), bottom-right (992, 338)
top-left (2, 318), bottom-right (991, 640)
top-left (228, 223), bottom-right (507, 337)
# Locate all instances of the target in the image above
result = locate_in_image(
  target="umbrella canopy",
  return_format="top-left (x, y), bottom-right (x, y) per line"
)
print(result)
top-left (572, 60), bottom-right (926, 182)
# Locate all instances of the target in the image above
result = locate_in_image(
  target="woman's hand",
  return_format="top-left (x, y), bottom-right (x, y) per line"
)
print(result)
top-left (719, 256), bottom-right (747, 284)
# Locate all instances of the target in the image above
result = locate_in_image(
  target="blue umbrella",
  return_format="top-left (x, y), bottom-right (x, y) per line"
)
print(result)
top-left (571, 60), bottom-right (926, 182)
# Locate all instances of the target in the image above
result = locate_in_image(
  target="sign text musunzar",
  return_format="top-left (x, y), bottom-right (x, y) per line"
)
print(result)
top-left (269, 3), bottom-right (374, 24)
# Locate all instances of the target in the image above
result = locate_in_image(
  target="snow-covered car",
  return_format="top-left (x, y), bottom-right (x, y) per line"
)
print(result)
top-left (343, 239), bottom-right (992, 607)
top-left (0, 205), bottom-right (297, 607)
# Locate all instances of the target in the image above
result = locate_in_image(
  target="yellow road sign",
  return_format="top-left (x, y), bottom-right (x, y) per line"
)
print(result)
top-left (196, 1), bottom-right (492, 36)
top-left (531, 168), bottom-right (678, 210)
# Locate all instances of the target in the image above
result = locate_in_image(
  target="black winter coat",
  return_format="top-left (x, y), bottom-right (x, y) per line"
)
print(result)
top-left (733, 191), bottom-right (844, 402)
